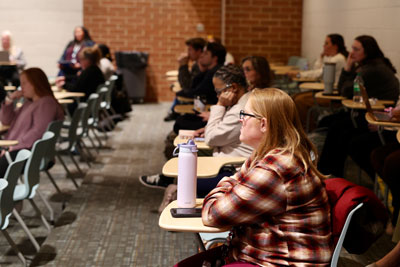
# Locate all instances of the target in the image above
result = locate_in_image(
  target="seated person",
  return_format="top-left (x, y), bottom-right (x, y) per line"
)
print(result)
top-left (318, 35), bottom-right (399, 178)
top-left (140, 65), bottom-right (253, 196)
top-left (0, 30), bottom-right (26, 86)
top-left (98, 43), bottom-right (115, 81)
top-left (291, 33), bottom-right (348, 129)
top-left (164, 37), bottom-right (206, 121)
top-left (0, 67), bottom-right (64, 177)
top-left (58, 26), bottom-right (95, 84)
top-left (241, 55), bottom-right (272, 90)
top-left (207, 35), bottom-right (234, 65)
top-left (56, 45), bottom-right (105, 112)
top-left (173, 42), bottom-right (226, 133)
top-left (175, 88), bottom-right (332, 266)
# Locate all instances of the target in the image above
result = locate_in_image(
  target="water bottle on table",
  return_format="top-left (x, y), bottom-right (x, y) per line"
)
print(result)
top-left (353, 73), bottom-right (363, 102)
top-left (173, 139), bottom-right (198, 208)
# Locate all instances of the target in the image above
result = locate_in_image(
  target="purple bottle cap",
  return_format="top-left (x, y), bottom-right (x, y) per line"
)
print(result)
top-left (180, 139), bottom-right (198, 152)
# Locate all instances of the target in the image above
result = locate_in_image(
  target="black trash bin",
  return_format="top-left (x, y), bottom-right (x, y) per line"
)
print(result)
top-left (115, 51), bottom-right (149, 103)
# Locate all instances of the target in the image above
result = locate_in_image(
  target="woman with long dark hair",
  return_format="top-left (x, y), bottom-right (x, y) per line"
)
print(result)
top-left (241, 56), bottom-right (272, 90)
top-left (292, 33), bottom-right (348, 130)
top-left (57, 26), bottom-right (95, 82)
top-left (0, 67), bottom-right (64, 176)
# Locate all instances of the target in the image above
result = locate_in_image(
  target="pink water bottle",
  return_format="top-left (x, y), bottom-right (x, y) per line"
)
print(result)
top-left (173, 139), bottom-right (198, 208)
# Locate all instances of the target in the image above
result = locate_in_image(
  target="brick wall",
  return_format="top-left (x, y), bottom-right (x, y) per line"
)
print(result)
top-left (84, 0), bottom-right (302, 102)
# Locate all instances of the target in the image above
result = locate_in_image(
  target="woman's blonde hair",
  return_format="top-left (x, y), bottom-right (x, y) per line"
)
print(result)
top-left (79, 45), bottom-right (101, 66)
top-left (248, 88), bottom-right (325, 179)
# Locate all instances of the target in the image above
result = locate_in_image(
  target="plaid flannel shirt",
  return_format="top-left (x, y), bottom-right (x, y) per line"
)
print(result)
top-left (202, 149), bottom-right (332, 266)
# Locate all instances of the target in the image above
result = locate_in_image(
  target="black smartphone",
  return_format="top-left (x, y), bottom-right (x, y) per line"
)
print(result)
top-left (192, 108), bottom-right (201, 115)
top-left (170, 208), bottom-right (202, 218)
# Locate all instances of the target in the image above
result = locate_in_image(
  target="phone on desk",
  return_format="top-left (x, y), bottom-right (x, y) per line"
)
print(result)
top-left (194, 137), bottom-right (205, 142)
top-left (170, 208), bottom-right (202, 218)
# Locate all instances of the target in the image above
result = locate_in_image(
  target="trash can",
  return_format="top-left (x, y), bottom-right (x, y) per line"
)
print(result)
top-left (115, 51), bottom-right (149, 103)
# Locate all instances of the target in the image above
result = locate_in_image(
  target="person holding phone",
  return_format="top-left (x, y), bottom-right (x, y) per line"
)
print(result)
top-left (175, 88), bottom-right (332, 266)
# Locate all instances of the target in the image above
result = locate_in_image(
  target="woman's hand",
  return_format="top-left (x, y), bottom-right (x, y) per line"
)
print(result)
top-left (198, 111), bottom-right (210, 121)
top-left (387, 106), bottom-right (400, 120)
top-left (55, 76), bottom-right (66, 90)
top-left (217, 91), bottom-right (236, 107)
top-left (7, 90), bottom-right (23, 102)
top-left (73, 62), bottom-right (81, 69)
top-left (194, 127), bottom-right (205, 137)
top-left (344, 52), bottom-right (356, 71)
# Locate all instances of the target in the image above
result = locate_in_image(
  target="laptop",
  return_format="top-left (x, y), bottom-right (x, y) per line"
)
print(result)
top-left (359, 83), bottom-right (400, 122)
top-left (0, 51), bottom-right (9, 62)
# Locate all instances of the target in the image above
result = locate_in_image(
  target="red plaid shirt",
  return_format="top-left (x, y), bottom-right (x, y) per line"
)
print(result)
top-left (202, 149), bottom-right (332, 266)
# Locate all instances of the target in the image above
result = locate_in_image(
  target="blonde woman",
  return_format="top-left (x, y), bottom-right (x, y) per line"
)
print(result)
top-left (175, 89), bottom-right (332, 267)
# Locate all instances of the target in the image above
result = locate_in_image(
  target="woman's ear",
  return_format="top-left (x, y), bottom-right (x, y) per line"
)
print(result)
top-left (230, 83), bottom-right (239, 93)
top-left (260, 118), bottom-right (267, 133)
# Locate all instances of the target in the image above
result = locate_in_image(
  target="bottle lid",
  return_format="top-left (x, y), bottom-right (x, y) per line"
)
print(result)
top-left (179, 139), bottom-right (198, 152)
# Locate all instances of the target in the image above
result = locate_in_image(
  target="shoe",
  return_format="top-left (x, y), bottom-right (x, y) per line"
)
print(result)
top-left (164, 112), bottom-right (179, 122)
top-left (139, 174), bottom-right (173, 189)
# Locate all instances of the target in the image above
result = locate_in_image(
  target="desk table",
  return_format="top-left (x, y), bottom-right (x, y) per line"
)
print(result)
top-left (54, 91), bottom-right (85, 100)
top-left (162, 156), bottom-right (246, 178)
top-left (315, 91), bottom-right (345, 101)
top-left (365, 112), bottom-right (400, 145)
top-left (159, 199), bottom-right (229, 251)
top-left (342, 99), bottom-right (390, 110)
top-left (166, 70), bottom-right (178, 77)
top-left (173, 136), bottom-right (211, 150)
top-left (174, 104), bottom-right (211, 114)
top-left (4, 85), bottom-right (16, 91)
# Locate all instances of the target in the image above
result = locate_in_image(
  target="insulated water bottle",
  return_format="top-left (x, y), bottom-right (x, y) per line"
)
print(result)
top-left (173, 139), bottom-right (198, 208)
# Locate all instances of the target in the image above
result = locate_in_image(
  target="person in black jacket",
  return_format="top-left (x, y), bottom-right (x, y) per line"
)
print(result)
top-left (56, 45), bottom-right (105, 113)
top-left (318, 35), bottom-right (399, 178)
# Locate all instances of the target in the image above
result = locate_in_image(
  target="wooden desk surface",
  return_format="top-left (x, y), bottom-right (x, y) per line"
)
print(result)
top-left (167, 76), bottom-right (178, 82)
top-left (159, 199), bottom-right (229, 233)
top-left (0, 124), bottom-right (10, 133)
top-left (0, 140), bottom-right (18, 146)
top-left (162, 156), bottom-right (246, 178)
top-left (166, 70), bottom-right (178, 77)
top-left (58, 98), bottom-right (74, 104)
top-left (54, 91), bottom-right (85, 99)
top-left (174, 136), bottom-right (211, 150)
top-left (299, 82), bottom-right (325, 91)
top-left (365, 112), bottom-right (400, 127)
top-left (176, 96), bottom-right (193, 103)
top-left (315, 91), bottom-right (345, 101)
top-left (292, 77), bottom-right (319, 83)
top-left (342, 99), bottom-right (389, 110)
top-left (270, 65), bottom-right (298, 71)
top-left (174, 104), bottom-right (211, 114)
top-left (4, 85), bottom-right (16, 91)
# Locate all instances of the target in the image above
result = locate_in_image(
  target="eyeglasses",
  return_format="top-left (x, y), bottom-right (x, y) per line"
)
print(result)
top-left (239, 110), bottom-right (260, 120)
top-left (215, 83), bottom-right (232, 96)
top-left (243, 66), bottom-right (253, 72)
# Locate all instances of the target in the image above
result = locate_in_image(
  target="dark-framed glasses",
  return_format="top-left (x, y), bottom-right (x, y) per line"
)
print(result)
top-left (239, 110), bottom-right (260, 120)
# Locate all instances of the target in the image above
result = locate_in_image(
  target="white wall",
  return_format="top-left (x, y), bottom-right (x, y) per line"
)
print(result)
top-left (302, 0), bottom-right (400, 74)
top-left (0, 0), bottom-right (83, 78)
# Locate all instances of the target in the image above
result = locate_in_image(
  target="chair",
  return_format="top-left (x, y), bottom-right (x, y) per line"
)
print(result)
top-left (13, 132), bottom-right (55, 229)
top-left (41, 120), bottom-right (64, 193)
top-left (0, 150), bottom-right (30, 266)
top-left (56, 103), bottom-right (87, 178)
top-left (79, 93), bottom-right (100, 158)
top-left (325, 178), bottom-right (388, 266)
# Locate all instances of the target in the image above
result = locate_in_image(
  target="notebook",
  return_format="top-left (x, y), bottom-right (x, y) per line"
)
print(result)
top-left (359, 83), bottom-right (400, 122)
top-left (0, 51), bottom-right (10, 62)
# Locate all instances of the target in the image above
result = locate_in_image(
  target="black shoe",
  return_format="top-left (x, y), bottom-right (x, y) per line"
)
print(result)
top-left (164, 112), bottom-right (179, 122)
top-left (139, 174), bottom-right (173, 189)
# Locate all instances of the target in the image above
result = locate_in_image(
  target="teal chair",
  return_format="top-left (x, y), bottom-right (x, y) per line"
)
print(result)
top-left (57, 103), bottom-right (87, 178)
top-left (0, 150), bottom-right (31, 265)
top-left (13, 132), bottom-right (55, 229)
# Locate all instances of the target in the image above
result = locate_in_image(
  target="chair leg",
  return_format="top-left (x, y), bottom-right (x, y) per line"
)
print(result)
top-left (69, 152), bottom-right (84, 176)
top-left (37, 190), bottom-right (55, 225)
top-left (28, 199), bottom-right (51, 233)
top-left (12, 209), bottom-right (40, 252)
top-left (56, 153), bottom-right (72, 177)
top-left (77, 142), bottom-right (91, 168)
top-left (91, 127), bottom-right (103, 148)
top-left (45, 170), bottom-right (62, 194)
top-left (87, 134), bottom-right (99, 153)
top-left (1, 230), bottom-right (27, 266)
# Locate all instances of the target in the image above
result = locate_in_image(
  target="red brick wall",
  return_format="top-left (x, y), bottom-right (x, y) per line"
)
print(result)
top-left (84, 0), bottom-right (302, 102)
